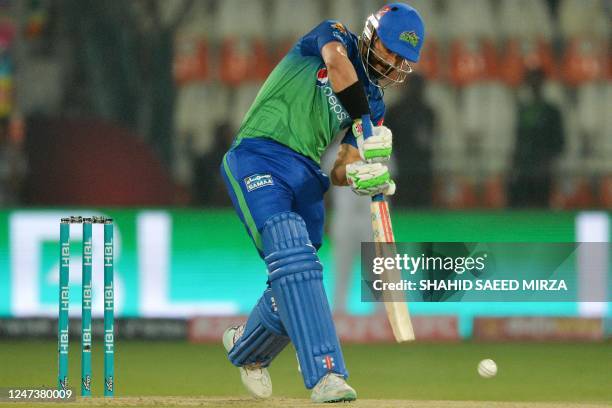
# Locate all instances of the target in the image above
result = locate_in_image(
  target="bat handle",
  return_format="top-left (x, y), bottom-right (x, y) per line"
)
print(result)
top-left (361, 114), bottom-right (385, 203)
top-left (361, 114), bottom-right (373, 140)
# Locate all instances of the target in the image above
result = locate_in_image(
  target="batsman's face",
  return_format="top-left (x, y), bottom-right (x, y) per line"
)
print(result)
top-left (373, 38), bottom-right (403, 69)
top-left (369, 37), bottom-right (413, 87)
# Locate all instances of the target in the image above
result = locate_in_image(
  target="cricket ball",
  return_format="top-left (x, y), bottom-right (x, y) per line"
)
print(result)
top-left (477, 358), bottom-right (498, 378)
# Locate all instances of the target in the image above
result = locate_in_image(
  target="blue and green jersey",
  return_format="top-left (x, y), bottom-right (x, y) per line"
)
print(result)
top-left (236, 20), bottom-right (386, 164)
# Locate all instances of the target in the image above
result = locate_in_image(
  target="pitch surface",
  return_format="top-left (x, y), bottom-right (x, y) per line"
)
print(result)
top-left (0, 341), bottom-right (609, 406)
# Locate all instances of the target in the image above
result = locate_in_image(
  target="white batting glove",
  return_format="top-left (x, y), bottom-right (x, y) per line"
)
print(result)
top-left (346, 161), bottom-right (396, 196)
top-left (352, 120), bottom-right (393, 162)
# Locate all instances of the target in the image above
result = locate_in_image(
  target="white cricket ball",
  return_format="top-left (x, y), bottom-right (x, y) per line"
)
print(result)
top-left (477, 359), bottom-right (498, 378)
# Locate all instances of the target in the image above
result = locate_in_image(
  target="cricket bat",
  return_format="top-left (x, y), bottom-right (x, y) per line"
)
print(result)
top-left (362, 114), bottom-right (416, 342)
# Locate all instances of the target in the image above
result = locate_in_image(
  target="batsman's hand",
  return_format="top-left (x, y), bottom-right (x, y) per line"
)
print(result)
top-left (352, 120), bottom-right (392, 162)
top-left (346, 161), bottom-right (396, 196)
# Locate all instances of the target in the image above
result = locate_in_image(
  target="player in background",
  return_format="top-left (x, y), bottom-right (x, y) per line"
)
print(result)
top-left (219, 3), bottom-right (424, 403)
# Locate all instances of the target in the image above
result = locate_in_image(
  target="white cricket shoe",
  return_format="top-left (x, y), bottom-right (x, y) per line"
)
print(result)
top-left (311, 372), bottom-right (357, 403)
top-left (222, 326), bottom-right (272, 399)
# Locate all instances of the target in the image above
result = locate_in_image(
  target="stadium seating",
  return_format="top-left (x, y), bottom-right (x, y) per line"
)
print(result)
top-left (170, 0), bottom-right (611, 209)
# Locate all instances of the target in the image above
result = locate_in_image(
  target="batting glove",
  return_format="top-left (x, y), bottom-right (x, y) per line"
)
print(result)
top-left (346, 161), bottom-right (396, 196)
top-left (352, 119), bottom-right (393, 162)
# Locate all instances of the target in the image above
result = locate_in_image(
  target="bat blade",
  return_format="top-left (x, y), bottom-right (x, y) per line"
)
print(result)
top-left (370, 200), bottom-right (415, 342)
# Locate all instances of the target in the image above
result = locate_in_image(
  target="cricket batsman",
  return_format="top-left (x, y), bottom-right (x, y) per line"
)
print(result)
top-left (220, 3), bottom-right (424, 403)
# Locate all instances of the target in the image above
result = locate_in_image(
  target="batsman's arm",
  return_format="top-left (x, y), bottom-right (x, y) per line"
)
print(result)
top-left (321, 41), bottom-right (359, 92)
top-left (321, 40), bottom-right (375, 186)
top-left (323, 40), bottom-right (367, 186)
top-left (330, 143), bottom-right (361, 186)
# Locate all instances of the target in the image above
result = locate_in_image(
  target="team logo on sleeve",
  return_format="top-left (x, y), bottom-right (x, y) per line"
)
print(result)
top-left (244, 174), bottom-right (274, 192)
top-left (330, 22), bottom-right (348, 45)
top-left (331, 22), bottom-right (347, 35)
top-left (316, 68), bottom-right (329, 87)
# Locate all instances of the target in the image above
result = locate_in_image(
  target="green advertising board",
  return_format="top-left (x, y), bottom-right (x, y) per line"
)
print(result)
top-left (0, 209), bottom-right (609, 335)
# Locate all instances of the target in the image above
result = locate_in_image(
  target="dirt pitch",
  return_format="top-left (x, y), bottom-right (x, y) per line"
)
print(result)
top-left (2, 397), bottom-right (609, 408)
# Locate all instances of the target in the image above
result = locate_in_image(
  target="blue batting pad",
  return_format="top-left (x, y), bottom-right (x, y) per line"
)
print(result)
top-left (262, 212), bottom-right (348, 389)
top-left (228, 288), bottom-right (290, 367)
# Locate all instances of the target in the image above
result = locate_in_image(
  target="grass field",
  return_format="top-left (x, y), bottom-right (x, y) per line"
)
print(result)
top-left (0, 341), bottom-right (610, 407)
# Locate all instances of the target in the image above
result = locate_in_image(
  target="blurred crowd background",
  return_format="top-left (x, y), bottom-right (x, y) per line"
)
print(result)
top-left (0, 0), bottom-right (609, 209)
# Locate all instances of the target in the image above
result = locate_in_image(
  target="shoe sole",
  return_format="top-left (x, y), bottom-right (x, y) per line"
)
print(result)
top-left (315, 391), bottom-right (357, 403)
top-left (323, 397), bottom-right (356, 403)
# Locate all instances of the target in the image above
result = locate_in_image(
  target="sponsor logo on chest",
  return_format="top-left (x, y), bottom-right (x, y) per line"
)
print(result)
top-left (316, 67), bottom-right (349, 123)
top-left (316, 68), bottom-right (329, 87)
top-left (244, 174), bottom-right (274, 192)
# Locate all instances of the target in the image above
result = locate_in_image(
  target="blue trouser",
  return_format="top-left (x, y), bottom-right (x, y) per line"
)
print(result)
top-left (220, 138), bottom-right (348, 388)
top-left (220, 138), bottom-right (329, 255)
